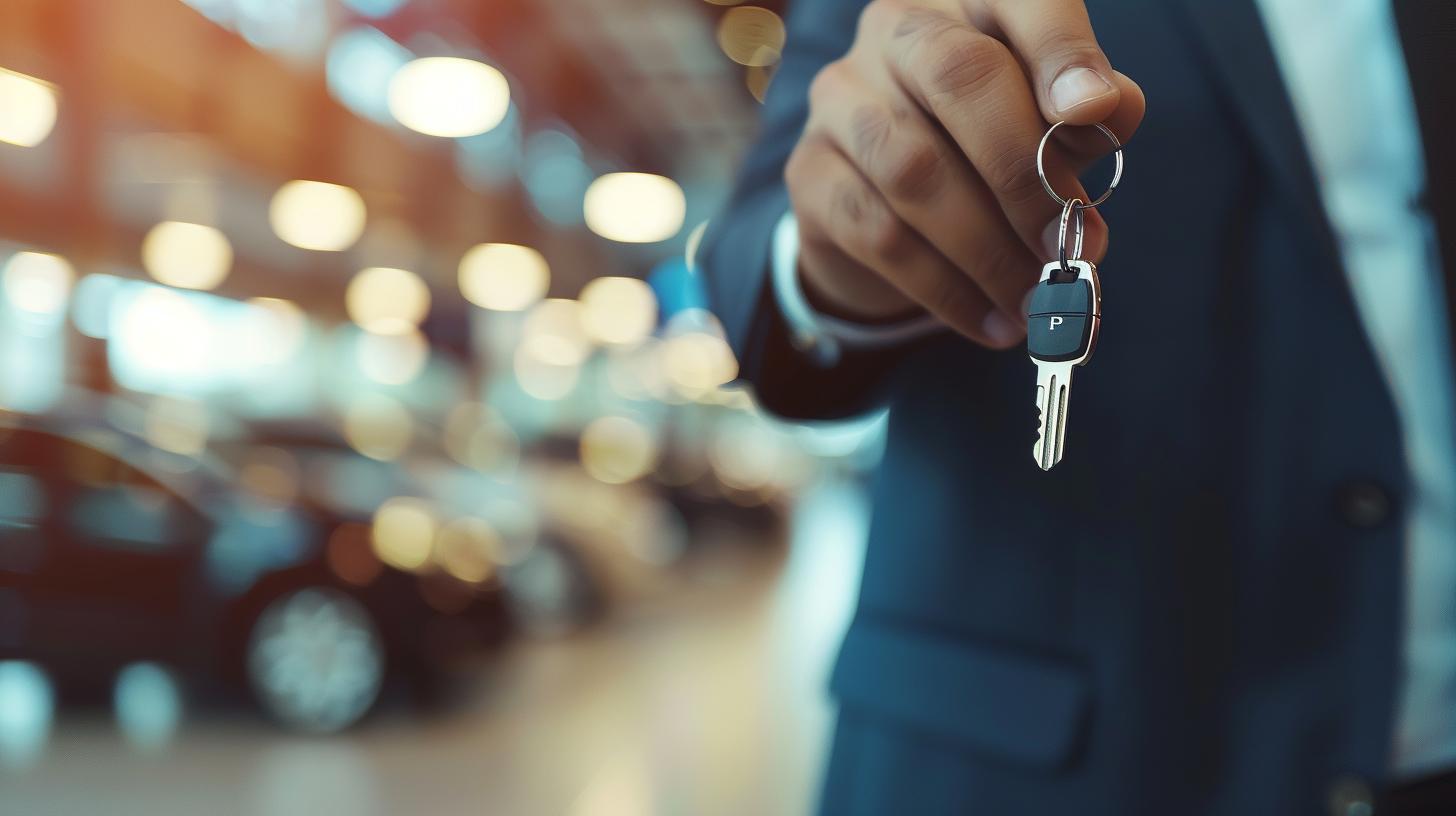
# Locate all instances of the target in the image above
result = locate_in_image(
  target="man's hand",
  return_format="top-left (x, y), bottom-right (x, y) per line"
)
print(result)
top-left (785, 0), bottom-right (1145, 348)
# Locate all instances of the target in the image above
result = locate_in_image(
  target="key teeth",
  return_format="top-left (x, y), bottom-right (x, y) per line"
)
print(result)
top-left (1033, 397), bottom-right (1052, 471)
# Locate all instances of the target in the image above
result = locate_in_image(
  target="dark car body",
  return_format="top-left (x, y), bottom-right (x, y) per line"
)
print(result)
top-left (0, 412), bottom-right (508, 717)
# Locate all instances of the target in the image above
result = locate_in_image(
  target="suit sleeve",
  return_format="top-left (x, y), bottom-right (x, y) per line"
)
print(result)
top-left (699, 0), bottom-right (915, 421)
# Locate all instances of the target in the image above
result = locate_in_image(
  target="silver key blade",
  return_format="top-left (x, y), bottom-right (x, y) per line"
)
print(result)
top-left (1032, 362), bottom-right (1075, 471)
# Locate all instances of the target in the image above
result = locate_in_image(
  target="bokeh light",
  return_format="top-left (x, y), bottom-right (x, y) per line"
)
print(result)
top-left (579, 277), bottom-right (657, 347)
top-left (579, 416), bottom-right (658, 485)
top-left (661, 310), bottom-right (739, 399)
top-left (444, 402), bottom-right (520, 473)
top-left (716, 7), bottom-right (785, 67)
top-left (0, 661), bottom-right (53, 769)
top-left (583, 173), bottom-right (686, 243)
top-left (458, 243), bottom-right (550, 312)
top-left (342, 393), bottom-right (414, 461)
top-left (521, 298), bottom-right (591, 366)
top-left (388, 57), bottom-right (511, 138)
top-left (0, 67), bottom-right (58, 147)
top-left (113, 663), bottom-right (183, 753)
top-left (345, 266), bottom-right (430, 335)
top-left (269, 180), bottom-right (367, 252)
top-left (2, 252), bottom-right (74, 316)
top-left (371, 497), bottom-right (436, 571)
top-left (141, 221), bottom-right (233, 290)
top-left (433, 517), bottom-right (501, 584)
top-left (355, 327), bottom-right (429, 385)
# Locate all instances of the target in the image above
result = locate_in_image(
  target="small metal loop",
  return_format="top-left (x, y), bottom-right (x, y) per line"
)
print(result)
top-left (1057, 197), bottom-right (1085, 276)
top-left (1036, 121), bottom-right (1124, 209)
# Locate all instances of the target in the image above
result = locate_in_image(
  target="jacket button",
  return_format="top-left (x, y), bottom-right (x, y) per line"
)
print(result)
top-left (1336, 480), bottom-right (1393, 528)
top-left (1328, 776), bottom-right (1375, 816)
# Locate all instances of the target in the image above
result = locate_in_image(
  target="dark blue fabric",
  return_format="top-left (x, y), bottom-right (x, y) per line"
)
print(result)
top-left (699, 0), bottom-right (1416, 813)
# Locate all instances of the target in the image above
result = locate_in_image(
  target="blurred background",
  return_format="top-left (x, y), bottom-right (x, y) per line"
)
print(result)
top-left (0, 1), bottom-right (887, 813)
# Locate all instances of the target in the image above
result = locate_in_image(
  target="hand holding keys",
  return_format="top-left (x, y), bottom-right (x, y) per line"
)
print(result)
top-left (1027, 122), bottom-right (1123, 471)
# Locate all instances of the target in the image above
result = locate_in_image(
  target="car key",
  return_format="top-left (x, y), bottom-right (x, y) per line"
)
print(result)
top-left (1027, 120), bottom-right (1123, 471)
top-left (1027, 258), bottom-right (1101, 471)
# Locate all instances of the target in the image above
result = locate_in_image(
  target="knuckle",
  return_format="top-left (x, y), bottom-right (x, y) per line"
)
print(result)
top-left (912, 26), bottom-right (1011, 104)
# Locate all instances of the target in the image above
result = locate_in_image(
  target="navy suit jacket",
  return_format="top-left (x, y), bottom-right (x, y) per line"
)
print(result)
top-left (700, 0), bottom-right (1416, 813)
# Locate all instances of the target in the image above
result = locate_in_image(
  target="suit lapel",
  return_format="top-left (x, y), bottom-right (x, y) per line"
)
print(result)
top-left (1171, 0), bottom-right (1342, 270)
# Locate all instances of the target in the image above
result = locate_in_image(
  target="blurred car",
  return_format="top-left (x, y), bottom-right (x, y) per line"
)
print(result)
top-left (217, 418), bottom-right (609, 637)
top-left (0, 408), bottom-right (507, 733)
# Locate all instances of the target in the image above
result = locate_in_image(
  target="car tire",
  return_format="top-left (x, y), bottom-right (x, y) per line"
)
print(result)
top-left (245, 587), bottom-right (385, 733)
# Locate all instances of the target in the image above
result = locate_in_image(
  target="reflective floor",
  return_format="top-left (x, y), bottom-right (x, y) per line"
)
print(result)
top-left (2, 480), bottom-right (869, 816)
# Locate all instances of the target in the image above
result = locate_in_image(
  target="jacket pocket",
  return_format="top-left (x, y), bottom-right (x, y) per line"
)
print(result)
top-left (829, 619), bottom-right (1089, 768)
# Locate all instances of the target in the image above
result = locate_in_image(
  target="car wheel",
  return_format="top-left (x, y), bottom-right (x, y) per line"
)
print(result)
top-left (246, 587), bottom-right (384, 733)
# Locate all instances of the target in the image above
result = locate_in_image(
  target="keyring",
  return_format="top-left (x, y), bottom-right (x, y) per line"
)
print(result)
top-left (1057, 197), bottom-right (1085, 276)
top-left (1036, 121), bottom-right (1123, 210)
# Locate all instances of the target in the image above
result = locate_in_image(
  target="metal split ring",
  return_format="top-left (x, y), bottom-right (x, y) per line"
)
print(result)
top-left (1057, 197), bottom-right (1085, 276)
top-left (1036, 121), bottom-right (1124, 210)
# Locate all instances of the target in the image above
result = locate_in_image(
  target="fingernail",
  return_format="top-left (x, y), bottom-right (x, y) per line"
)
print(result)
top-left (1050, 67), bottom-right (1113, 116)
top-left (1041, 218), bottom-right (1061, 261)
top-left (982, 311), bottom-right (1023, 347)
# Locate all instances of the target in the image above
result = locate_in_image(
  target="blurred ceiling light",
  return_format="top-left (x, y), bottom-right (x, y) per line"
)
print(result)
top-left (243, 297), bottom-right (308, 365)
top-left (583, 173), bottom-right (686, 244)
top-left (716, 7), bottom-right (786, 67)
top-left (0, 68), bottom-right (58, 147)
top-left (433, 517), bottom-right (500, 584)
top-left (345, 266), bottom-right (430, 334)
top-left (2, 252), bottom-right (74, 316)
top-left (521, 298), bottom-right (591, 365)
top-left (579, 277), bottom-right (657, 347)
top-left (144, 395), bottom-right (210, 457)
top-left (141, 221), bottom-right (233, 290)
top-left (342, 393), bottom-right (413, 461)
top-left (388, 57), bottom-right (510, 138)
top-left (371, 497), bottom-right (435, 572)
top-left (269, 180), bottom-right (367, 251)
top-left (579, 416), bottom-right (658, 485)
top-left (458, 243), bottom-right (549, 312)
top-left (355, 327), bottom-right (428, 385)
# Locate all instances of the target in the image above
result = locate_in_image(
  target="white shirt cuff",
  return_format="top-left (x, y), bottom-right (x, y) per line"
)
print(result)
top-left (770, 210), bottom-right (943, 366)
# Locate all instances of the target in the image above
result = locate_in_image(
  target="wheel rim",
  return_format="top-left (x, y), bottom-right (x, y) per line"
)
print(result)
top-left (247, 588), bottom-right (383, 733)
